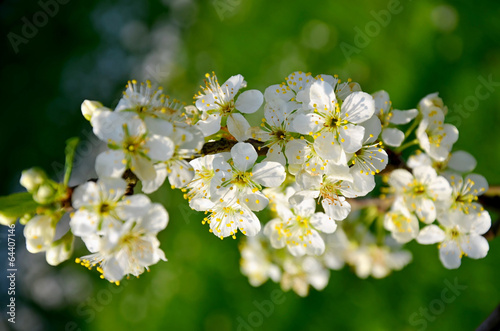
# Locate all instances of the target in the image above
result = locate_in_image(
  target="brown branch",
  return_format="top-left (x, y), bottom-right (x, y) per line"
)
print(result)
top-left (200, 138), bottom-right (268, 156)
top-left (476, 302), bottom-right (500, 331)
top-left (348, 196), bottom-right (395, 213)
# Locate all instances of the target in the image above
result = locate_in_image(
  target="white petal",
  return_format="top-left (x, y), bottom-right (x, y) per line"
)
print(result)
top-left (69, 210), bottom-right (99, 237)
top-left (227, 113), bottom-right (251, 141)
top-left (415, 198), bottom-right (437, 223)
top-left (144, 117), bottom-right (173, 136)
top-left (388, 169), bottom-right (413, 191)
top-left (252, 161), bottom-right (286, 187)
top-left (361, 115), bottom-right (382, 143)
top-left (265, 144), bottom-right (287, 166)
top-left (118, 195), bottom-right (152, 218)
top-left (470, 211), bottom-right (491, 236)
top-left (341, 92), bottom-right (375, 124)
top-left (95, 150), bottom-right (127, 178)
top-left (439, 240), bottom-right (462, 269)
top-left (131, 156), bottom-right (156, 181)
top-left (465, 174), bottom-right (489, 196)
top-left (372, 90), bottom-right (390, 115)
top-left (339, 124), bottom-right (365, 153)
top-left (382, 128), bottom-right (405, 147)
top-left (231, 142), bottom-right (257, 171)
top-left (98, 178), bottom-right (127, 202)
top-left (310, 212), bottom-right (337, 233)
top-left (308, 80), bottom-right (336, 109)
top-left (71, 182), bottom-right (99, 209)
top-left (447, 151), bottom-right (476, 173)
top-left (196, 114), bottom-right (221, 137)
top-left (167, 161), bottom-right (194, 189)
top-left (138, 203), bottom-right (169, 233)
top-left (427, 177), bottom-right (452, 201)
top-left (293, 113), bottom-right (324, 135)
top-left (314, 132), bottom-right (344, 163)
top-left (91, 110), bottom-right (126, 143)
top-left (416, 225), bottom-right (445, 244)
top-left (144, 135), bottom-right (175, 161)
top-left (142, 163), bottom-right (168, 194)
top-left (242, 192), bottom-right (269, 211)
top-left (413, 166), bottom-right (437, 185)
top-left (235, 90), bottom-right (263, 114)
top-left (389, 109), bottom-right (418, 125)
top-left (322, 197), bottom-right (351, 221)
top-left (460, 235), bottom-right (489, 259)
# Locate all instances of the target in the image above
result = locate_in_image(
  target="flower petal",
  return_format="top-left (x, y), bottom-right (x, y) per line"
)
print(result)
top-left (252, 161), bottom-right (286, 187)
top-left (382, 128), bottom-right (405, 147)
top-left (416, 225), bottom-right (445, 244)
top-left (235, 90), bottom-right (263, 114)
top-left (231, 142), bottom-right (257, 171)
top-left (341, 91), bottom-right (375, 124)
top-left (227, 113), bottom-right (251, 141)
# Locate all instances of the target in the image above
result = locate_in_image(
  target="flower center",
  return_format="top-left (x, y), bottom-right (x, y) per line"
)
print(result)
top-left (320, 179), bottom-right (341, 204)
top-left (232, 171), bottom-right (252, 188)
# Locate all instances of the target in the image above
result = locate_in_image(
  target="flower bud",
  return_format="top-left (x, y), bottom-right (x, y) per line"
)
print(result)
top-left (0, 214), bottom-right (16, 226)
top-left (46, 232), bottom-right (74, 266)
top-left (81, 100), bottom-right (103, 121)
top-left (24, 215), bottom-right (56, 253)
top-left (33, 184), bottom-right (57, 204)
top-left (20, 168), bottom-right (46, 192)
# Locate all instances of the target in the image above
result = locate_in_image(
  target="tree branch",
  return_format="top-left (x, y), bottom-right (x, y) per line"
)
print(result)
top-left (200, 138), bottom-right (268, 156)
top-left (476, 302), bottom-right (500, 331)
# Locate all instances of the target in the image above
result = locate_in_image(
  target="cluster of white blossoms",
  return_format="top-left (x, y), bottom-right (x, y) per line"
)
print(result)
top-left (385, 93), bottom-right (491, 269)
top-left (3, 71), bottom-right (494, 294)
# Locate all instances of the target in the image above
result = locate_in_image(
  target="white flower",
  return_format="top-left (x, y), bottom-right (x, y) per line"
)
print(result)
top-left (372, 90), bottom-right (418, 147)
top-left (81, 100), bottom-right (104, 121)
top-left (322, 227), bottom-right (350, 270)
top-left (444, 173), bottom-right (488, 215)
top-left (77, 203), bottom-right (168, 282)
top-left (389, 166), bottom-right (452, 223)
top-left (347, 117), bottom-right (388, 194)
top-left (23, 215), bottom-right (56, 253)
top-left (211, 142), bottom-right (286, 211)
top-left (280, 255), bottom-right (330, 297)
top-left (195, 73), bottom-right (263, 141)
top-left (46, 232), bottom-right (74, 266)
top-left (141, 126), bottom-right (204, 193)
top-left (347, 243), bottom-right (412, 279)
top-left (20, 168), bottom-right (46, 192)
top-left (184, 155), bottom-right (217, 209)
top-left (202, 199), bottom-right (262, 239)
top-left (290, 163), bottom-right (357, 221)
top-left (408, 150), bottom-right (477, 174)
top-left (384, 199), bottom-right (420, 244)
top-left (114, 80), bottom-right (184, 136)
top-left (417, 210), bottom-right (490, 269)
top-left (293, 80), bottom-right (375, 163)
top-left (248, 96), bottom-right (296, 165)
top-left (263, 198), bottom-right (336, 257)
top-left (240, 235), bottom-right (281, 287)
top-left (91, 110), bottom-right (175, 181)
top-left (418, 92), bottom-right (448, 117)
top-left (70, 178), bottom-right (150, 239)
top-left (416, 107), bottom-right (458, 162)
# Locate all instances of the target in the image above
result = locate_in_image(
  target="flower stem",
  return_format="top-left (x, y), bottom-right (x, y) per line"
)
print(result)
top-left (395, 139), bottom-right (419, 153)
top-left (404, 118), bottom-right (420, 138)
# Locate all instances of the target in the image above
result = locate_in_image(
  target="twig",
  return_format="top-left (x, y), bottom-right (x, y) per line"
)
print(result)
top-left (476, 302), bottom-right (500, 331)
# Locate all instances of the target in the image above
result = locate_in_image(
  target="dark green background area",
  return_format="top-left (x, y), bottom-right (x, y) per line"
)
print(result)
top-left (1, 0), bottom-right (499, 330)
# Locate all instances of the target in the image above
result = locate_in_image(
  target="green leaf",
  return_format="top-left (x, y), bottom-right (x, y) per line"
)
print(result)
top-left (0, 192), bottom-right (39, 218)
top-left (63, 137), bottom-right (80, 187)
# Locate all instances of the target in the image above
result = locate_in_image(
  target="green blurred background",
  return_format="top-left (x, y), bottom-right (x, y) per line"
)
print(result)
top-left (1, 0), bottom-right (500, 330)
